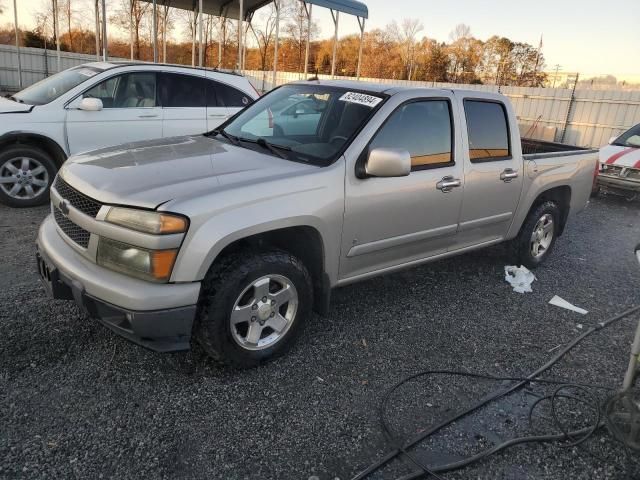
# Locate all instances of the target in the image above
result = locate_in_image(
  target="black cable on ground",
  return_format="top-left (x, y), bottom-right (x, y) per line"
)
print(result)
top-left (351, 304), bottom-right (640, 480)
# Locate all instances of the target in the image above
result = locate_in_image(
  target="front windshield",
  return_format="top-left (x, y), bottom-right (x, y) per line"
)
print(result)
top-left (219, 84), bottom-right (386, 165)
top-left (13, 65), bottom-right (105, 105)
top-left (613, 124), bottom-right (640, 148)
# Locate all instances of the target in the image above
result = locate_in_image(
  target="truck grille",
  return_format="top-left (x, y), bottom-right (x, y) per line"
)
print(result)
top-left (54, 207), bottom-right (90, 248)
top-left (53, 176), bottom-right (103, 218)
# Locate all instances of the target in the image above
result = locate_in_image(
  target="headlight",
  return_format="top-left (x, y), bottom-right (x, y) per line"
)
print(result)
top-left (97, 237), bottom-right (178, 283)
top-left (106, 207), bottom-right (187, 235)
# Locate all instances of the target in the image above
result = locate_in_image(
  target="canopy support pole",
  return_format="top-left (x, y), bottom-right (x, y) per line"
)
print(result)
top-left (237, 0), bottom-right (244, 70)
top-left (191, 7), bottom-right (196, 66)
top-left (272, 0), bottom-right (280, 87)
top-left (12, 0), bottom-right (22, 89)
top-left (101, 0), bottom-right (107, 60)
top-left (243, 19), bottom-right (251, 70)
top-left (53, 0), bottom-right (61, 71)
top-left (356, 16), bottom-right (365, 79)
top-left (303, 2), bottom-right (312, 78)
top-left (94, 0), bottom-right (100, 60)
top-left (152, 0), bottom-right (158, 62)
top-left (218, 18), bottom-right (223, 68)
top-left (330, 9), bottom-right (339, 78)
top-left (129, 0), bottom-right (134, 59)
top-left (198, 0), bottom-right (204, 66)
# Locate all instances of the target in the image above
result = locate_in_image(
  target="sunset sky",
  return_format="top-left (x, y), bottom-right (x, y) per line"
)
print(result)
top-left (2, 0), bottom-right (638, 81)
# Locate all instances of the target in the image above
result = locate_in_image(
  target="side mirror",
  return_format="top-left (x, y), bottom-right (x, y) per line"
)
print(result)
top-left (635, 244), bottom-right (640, 266)
top-left (365, 148), bottom-right (411, 177)
top-left (79, 97), bottom-right (103, 112)
top-left (609, 136), bottom-right (618, 145)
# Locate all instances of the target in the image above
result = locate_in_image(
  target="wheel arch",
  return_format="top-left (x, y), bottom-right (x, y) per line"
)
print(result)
top-left (202, 225), bottom-right (330, 315)
top-left (521, 185), bottom-right (572, 236)
top-left (0, 131), bottom-right (68, 168)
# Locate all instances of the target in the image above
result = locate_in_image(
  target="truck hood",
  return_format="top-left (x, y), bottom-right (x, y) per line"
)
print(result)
top-left (59, 135), bottom-right (318, 209)
top-left (0, 96), bottom-right (32, 113)
top-left (599, 144), bottom-right (640, 168)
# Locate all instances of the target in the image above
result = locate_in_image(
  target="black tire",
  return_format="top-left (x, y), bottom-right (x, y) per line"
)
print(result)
top-left (512, 201), bottom-right (561, 269)
top-left (194, 250), bottom-right (313, 368)
top-left (0, 145), bottom-right (57, 208)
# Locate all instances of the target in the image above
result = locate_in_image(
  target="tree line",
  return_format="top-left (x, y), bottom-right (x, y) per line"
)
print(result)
top-left (1, 0), bottom-right (547, 87)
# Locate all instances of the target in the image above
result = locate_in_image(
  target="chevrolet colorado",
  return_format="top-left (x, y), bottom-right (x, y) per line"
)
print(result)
top-left (36, 80), bottom-right (598, 367)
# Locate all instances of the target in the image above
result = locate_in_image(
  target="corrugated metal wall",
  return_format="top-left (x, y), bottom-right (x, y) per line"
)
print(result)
top-left (1, 44), bottom-right (638, 149)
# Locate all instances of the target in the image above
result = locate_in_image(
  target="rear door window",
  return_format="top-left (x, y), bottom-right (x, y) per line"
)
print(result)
top-left (464, 100), bottom-right (511, 162)
top-left (160, 73), bottom-right (206, 108)
top-left (214, 82), bottom-right (252, 108)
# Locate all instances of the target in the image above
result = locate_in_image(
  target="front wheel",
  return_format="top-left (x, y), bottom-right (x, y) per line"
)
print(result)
top-left (195, 250), bottom-right (313, 368)
top-left (0, 145), bottom-right (57, 208)
top-left (512, 201), bottom-right (560, 269)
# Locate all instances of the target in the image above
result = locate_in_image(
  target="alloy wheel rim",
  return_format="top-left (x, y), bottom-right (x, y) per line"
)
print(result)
top-left (530, 213), bottom-right (554, 259)
top-left (0, 157), bottom-right (49, 200)
top-left (229, 274), bottom-right (298, 351)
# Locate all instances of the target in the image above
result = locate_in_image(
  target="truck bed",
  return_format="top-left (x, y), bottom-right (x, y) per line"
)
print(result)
top-left (521, 138), bottom-right (597, 160)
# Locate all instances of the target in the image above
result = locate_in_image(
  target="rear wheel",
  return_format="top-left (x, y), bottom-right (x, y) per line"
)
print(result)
top-left (512, 201), bottom-right (560, 269)
top-left (0, 145), bottom-right (57, 208)
top-left (195, 250), bottom-right (312, 368)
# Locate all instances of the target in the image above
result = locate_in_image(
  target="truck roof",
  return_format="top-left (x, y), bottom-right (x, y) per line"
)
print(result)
top-left (289, 79), bottom-right (506, 100)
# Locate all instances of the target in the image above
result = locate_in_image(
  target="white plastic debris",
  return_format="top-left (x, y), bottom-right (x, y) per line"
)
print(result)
top-left (504, 265), bottom-right (536, 293)
top-left (549, 295), bottom-right (588, 315)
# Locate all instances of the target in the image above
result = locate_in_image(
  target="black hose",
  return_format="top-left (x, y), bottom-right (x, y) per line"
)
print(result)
top-left (351, 304), bottom-right (640, 480)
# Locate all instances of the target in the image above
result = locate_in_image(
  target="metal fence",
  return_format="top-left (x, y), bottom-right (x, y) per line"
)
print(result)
top-left (1, 44), bottom-right (639, 149)
top-left (0, 44), bottom-right (123, 92)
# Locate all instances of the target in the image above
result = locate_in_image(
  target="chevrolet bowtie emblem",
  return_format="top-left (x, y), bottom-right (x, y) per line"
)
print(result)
top-left (58, 199), bottom-right (70, 216)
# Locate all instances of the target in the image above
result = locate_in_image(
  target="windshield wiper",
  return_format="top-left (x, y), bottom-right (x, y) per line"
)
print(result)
top-left (238, 137), bottom-right (291, 159)
top-left (209, 128), bottom-right (240, 146)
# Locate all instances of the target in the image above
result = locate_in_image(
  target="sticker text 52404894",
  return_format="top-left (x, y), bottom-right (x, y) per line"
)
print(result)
top-left (339, 92), bottom-right (383, 108)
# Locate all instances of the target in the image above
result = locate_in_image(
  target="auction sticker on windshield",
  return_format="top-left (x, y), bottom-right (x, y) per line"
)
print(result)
top-left (339, 92), bottom-right (383, 108)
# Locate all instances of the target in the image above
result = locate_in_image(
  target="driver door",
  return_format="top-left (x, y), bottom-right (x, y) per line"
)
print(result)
top-left (341, 95), bottom-right (464, 280)
top-left (65, 72), bottom-right (163, 155)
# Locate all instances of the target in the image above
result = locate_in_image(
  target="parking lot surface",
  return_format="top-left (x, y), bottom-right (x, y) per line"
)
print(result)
top-left (1, 196), bottom-right (640, 480)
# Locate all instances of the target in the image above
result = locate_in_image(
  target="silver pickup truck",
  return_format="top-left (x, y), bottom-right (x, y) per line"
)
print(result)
top-left (36, 80), bottom-right (598, 367)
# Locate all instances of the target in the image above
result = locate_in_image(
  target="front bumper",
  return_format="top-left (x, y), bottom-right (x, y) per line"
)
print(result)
top-left (36, 215), bottom-right (201, 352)
top-left (597, 173), bottom-right (640, 194)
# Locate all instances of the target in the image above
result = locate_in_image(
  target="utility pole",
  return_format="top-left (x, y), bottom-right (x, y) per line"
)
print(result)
top-left (552, 64), bottom-right (562, 88)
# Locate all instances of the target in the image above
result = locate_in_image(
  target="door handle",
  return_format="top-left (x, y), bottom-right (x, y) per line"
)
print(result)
top-left (500, 168), bottom-right (519, 182)
top-left (436, 176), bottom-right (462, 193)
top-left (137, 114), bottom-right (159, 118)
top-left (208, 114), bottom-right (227, 118)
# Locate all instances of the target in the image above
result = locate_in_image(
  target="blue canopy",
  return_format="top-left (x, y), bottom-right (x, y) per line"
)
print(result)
top-left (304, 0), bottom-right (368, 19)
top-left (139, 0), bottom-right (367, 20)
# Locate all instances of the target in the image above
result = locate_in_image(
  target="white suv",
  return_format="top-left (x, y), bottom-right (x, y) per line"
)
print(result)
top-left (0, 62), bottom-right (258, 207)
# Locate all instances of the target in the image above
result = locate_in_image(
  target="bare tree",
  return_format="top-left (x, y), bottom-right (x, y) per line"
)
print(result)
top-left (283, 1), bottom-right (319, 72)
top-left (387, 18), bottom-right (424, 80)
top-left (160, 3), bottom-right (174, 62)
top-left (447, 23), bottom-right (482, 83)
top-left (111, 0), bottom-right (150, 60)
top-left (250, 3), bottom-right (280, 71)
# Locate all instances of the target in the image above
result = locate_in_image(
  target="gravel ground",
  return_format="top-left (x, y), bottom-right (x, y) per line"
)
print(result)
top-left (1, 195), bottom-right (640, 480)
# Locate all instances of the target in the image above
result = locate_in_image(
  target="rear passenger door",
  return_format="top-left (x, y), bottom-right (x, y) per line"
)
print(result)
top-left (159, 72), bottom-right (208, 137)
top-left (451, 96), bottom-right (524, 250)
